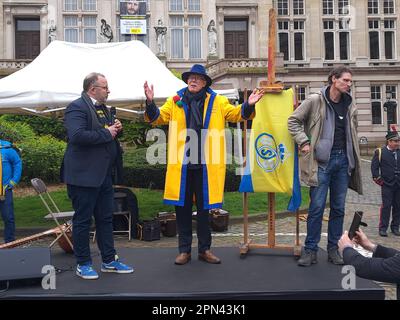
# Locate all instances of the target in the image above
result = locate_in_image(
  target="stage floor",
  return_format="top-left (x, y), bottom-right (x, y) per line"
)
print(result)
top-left (1, 247), bottom-right (384, 299)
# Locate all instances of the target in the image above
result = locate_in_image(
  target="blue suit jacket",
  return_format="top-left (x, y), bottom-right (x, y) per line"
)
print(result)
top-left (61, 95), bottom-right (116, 187)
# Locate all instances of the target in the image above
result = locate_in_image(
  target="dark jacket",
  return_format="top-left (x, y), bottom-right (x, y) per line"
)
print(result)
top-left (343, 245), bottom-right (400, 299)
top-left (371, 147), bottom-right (400, 186)
top-left (61, 93), bottom-right (122, 187)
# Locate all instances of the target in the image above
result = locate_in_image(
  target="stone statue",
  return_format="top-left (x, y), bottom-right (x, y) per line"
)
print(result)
top-left (48, 21), bottom-right (56, 44)
top-left (154, 18), bottom-right (167, 55)
top-left (100, 19), bottom-right (113, 42)
top-left (207, 19), bottom-right (217, 56)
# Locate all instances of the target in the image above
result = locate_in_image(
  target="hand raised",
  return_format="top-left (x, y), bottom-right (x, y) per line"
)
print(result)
top-left (144, 81), bottom-right (154, 103)
top-left (248, 88), bottom-right (265, 105)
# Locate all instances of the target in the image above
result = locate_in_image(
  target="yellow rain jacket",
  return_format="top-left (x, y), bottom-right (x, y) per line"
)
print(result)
top-left (145, 88), bottom-right (255, 209)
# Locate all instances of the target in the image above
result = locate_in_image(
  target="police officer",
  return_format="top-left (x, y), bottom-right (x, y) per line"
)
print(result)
top-left (371, 130), bottom-right (400, 237)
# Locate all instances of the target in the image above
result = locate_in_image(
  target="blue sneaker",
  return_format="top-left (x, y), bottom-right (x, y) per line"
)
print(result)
top-left (101, 257), bottom-right (134, 274)
top-left (76, 264), bottom-right (99, 280)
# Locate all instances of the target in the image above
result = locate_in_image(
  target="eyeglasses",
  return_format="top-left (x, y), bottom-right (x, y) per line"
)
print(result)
top-left (93, 85), bottom-right (109, 90)
top-left (188, 75), bottom-right (205, 82)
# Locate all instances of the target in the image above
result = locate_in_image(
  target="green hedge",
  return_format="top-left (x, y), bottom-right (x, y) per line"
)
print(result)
top-left (123, 147), bottom-right (242, 191)
top-left (0, 115), bottom-right (66, 140)
top-left (19, 136), bottom-right (66, 183)
top-left (0, 118), bottom-right (66, 183)
top-left (0, 119), bottom-right (36, 143)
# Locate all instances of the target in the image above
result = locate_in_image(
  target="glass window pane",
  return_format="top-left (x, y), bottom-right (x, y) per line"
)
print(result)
top-left (368, 0), bottom-right (379, 14)
top-left (16, 20), bottom-right (40, 31)
top-left (338, 0), bottom-right (349, 15)
top-left (384, 0), bottom-right (395, 14)
top-left (371, 85), bottom-right (381, 100)
top-left (386, 85), bottom-right (397, 99)
top-left (385, 31), bottom-right (395, 59)
top-left (188, 0), bottom-right (200, 11)
top-left (324, 32), bottom-right (334, 60)
top-left (388, 106), bottom-right (397, 125)
top-left (171, 29), bottom-right (183, 58)
top-left (293, 0), bottom-right (304, 15)
top-left (323, 0), bottom-right (334, 15)
top-left (297, 86), bottom-right (306, 102)
top-left (170, 0), bottom-right (183, 12)
top-left (170, 16), bottom-right (183, 26)
top-left (83, 29), bottom-right (97, 43)
top-left (188, 16), bottom-right (201, 26)
top-left (65, 29), bottom-right (78, 42)
top-left (279, 33), bottom-right (289, 61)
top-left (64, 16), bottom-right (78, 27)
top-left (189, 29), bottom-right (201, 59)
top-left (369, 31), bottom-right (380, 59)
top-left (294, 32), bottom-right (304, 60)
top-left (83, 0), bottom-right (96, 11)
top-left (224, 20), bottom-right (247, 31)
top-left (64, 0), bottom-right (78, 11)
top-left (277, 0), bottom-right (289, 15)
top-left (339, 32), bottom-right (349, 60)
top-left (83, 16), bottom-right (97, 27)
top-left (372, 101), bottom-right (382, 124)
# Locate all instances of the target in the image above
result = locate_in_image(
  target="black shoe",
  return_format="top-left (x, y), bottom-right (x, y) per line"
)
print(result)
top-left (297, 248), bottom-right (317, 267)
top-left (379, 230), bottom-right (388, 237)
top-left (391, 229), bottom-right (400, 236)
top-left (327, 248), bottom-right (344, 265)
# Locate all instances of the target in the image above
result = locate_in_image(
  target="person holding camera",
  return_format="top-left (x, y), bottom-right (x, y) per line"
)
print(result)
top-left (371, 130), bottom-right (400, 237)
top-left (338, 229), bottom-right (400, 300)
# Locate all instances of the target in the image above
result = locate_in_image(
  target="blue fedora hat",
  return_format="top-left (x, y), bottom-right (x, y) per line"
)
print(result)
top-left (182, 64), bottom-right (212, 87)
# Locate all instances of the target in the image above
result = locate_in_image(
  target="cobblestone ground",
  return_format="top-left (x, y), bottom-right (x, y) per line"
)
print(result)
top-left (2, 159), bottom-right (398, 299)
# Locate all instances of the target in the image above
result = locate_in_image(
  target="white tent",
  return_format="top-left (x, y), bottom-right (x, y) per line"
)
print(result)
top-left (0, 40), bottom-right (238, 119)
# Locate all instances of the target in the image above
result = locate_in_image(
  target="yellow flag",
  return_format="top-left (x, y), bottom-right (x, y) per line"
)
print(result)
top-left (239, 88), bottom-right (301, 211)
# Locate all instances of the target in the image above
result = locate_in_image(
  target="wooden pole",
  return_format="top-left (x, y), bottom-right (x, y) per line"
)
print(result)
top-left (242, 89), bottom-right (249, 246)
top-left (294, 85), bottom-right (301, 252)
top-left (267, 8), bottom-right (277, 86)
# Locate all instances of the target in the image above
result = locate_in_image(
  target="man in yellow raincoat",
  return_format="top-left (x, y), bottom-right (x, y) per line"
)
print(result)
top-left (144, 64), bottom-right (264, 265)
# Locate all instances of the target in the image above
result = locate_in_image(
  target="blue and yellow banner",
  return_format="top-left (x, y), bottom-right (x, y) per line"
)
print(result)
top-left (239, 88), bottom-right (301, 211)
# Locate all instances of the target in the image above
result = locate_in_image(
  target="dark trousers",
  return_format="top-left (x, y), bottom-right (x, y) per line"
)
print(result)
top-left (67, 173), bottom-right (116, 265)
top-left (0, 189), bottom-right (15, 243)
top-left (175, 168), bottom-right (211, 254)
top-left (379, 184), bottom-right (400, 232)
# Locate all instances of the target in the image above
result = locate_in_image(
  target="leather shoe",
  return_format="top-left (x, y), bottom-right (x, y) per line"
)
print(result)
top-left (297, 248), bottom-right (317, 267)
top-left (198, 250), bottom-right (221, 264)
top-left (391, 229), bottom-right (400, 236)
top-left (327, 248), bottom-right (344, 265)
top-left (175, 253), bottom-right (191, 265)
top-left (379, 230), bottom-right (388, 237)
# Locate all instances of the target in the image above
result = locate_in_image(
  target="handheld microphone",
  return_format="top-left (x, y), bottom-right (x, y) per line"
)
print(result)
top-left (110, 106), bottom-right (116, 124)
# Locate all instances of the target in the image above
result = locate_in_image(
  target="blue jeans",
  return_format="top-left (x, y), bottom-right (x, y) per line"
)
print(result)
top-left (305, 150), bottom-right (350, 252)
top-left (67, 173), bottom-right (116, 266)
top-left (0, 189), bottom-right (15, 243)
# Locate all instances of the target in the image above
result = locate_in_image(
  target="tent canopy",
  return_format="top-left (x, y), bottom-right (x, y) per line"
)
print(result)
top-left (0, 41), bottom-right (238, 119)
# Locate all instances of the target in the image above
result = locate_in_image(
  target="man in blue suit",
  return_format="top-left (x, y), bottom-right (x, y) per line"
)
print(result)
top-left (61, 72), bottom-right (133, 279)
top-left (0, 140), bottom-right (22, 243)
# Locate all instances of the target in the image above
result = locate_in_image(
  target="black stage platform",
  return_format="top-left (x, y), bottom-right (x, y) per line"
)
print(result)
top-left (0, 247), bottom-right (384, 299)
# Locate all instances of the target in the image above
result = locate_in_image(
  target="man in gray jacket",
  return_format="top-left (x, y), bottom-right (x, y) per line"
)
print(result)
top-left (288, 66), bottom-right (363, 266)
